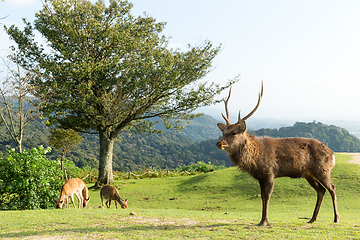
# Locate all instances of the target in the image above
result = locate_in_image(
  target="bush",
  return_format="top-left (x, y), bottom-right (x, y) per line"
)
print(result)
top-left (0, 146), bottom-right (63, 210)
top-left (63, 158), bottom-right (82, 179)
top-left (177, 161), bottom-right (225, 174)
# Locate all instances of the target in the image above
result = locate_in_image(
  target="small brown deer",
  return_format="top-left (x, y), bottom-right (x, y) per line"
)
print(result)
top-left (54, 178), bottom-right (90, 209)
top-left (216, 82), bottom-right (339, 226)
top-left (100, 185), bottom-right (128, 209)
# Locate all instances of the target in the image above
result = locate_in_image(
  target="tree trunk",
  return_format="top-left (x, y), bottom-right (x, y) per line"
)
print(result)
top-left (60, 154), bottom-right (65, 181)
top-left (93, 129), bottom-right (114, 188)
top-left (60, 154), bottom-right (65, 171)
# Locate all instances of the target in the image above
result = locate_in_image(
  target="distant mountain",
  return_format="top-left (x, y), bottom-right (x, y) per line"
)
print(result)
top-left (181, 115), bottom-right (222, 141)
top-left (249, 121), bottom-right (360, 152)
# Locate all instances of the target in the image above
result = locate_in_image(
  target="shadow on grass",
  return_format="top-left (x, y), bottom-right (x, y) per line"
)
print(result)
top-left (176, 168), bottom-right (259, 196)
top-left (0, 221), bottom-right (252, 239)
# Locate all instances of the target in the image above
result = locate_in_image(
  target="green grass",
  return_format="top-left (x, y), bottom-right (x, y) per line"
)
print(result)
top-left (1, 153), bottom-right (360, 239)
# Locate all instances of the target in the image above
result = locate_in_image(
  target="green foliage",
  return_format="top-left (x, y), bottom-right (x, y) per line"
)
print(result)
top-left (62, 158), bottom-right (82, 179)
top-left (0, 146), bottom-right (63, 210)
top-left (249, 121), bottom-right (360, 152)
top-left (176, 161), bottom-right (225, 174)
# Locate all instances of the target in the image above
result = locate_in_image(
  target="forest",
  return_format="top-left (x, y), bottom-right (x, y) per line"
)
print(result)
top-left (0, 115), bottom-right (358, 171)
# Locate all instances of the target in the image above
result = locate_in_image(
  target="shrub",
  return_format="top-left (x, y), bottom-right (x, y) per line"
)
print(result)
top-left (0, 146), bottom-right (63, 210)
top-left (177, 161), bottom-right (225, 174)
top-left (63, 158), bottom-right (82, 179)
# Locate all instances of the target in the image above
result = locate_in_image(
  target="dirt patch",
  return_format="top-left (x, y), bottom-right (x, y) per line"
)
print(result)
top-left (202, 206), bottom-right (221, 211)
top-left (116, 216), bottom-right (201, 226)
top-left (339, 153), bottom-right (360, 165)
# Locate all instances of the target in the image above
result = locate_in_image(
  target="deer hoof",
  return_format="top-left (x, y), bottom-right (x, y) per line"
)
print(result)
top-left (256, 221), bottom-right (268, 227)
top-left (307, 218), bottom-right (316, 224)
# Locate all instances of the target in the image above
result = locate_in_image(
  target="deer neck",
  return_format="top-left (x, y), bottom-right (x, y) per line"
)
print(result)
top-left (229, 133), bottom-right (260, 172)
top-left (58, 185), bottom-right (67, 202)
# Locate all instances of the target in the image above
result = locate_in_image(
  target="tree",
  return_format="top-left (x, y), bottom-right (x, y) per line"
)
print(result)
top-left (0, 54), bottom-right (41, 153)
top-left (48, 128), bottom-right (84, 172)
top-left (5, 0), bottom-right (238, 187)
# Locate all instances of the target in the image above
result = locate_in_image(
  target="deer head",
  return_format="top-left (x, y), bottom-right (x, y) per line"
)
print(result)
top-left (216, 82), bottom-right (263, 151)
top-left (54, 198), bottom-right (63, 209)
top-left (83, 197), bottom-right (91, 208)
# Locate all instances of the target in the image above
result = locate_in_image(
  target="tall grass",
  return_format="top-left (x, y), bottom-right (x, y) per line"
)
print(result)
top-left (1, 153), bottom-right (360, 239)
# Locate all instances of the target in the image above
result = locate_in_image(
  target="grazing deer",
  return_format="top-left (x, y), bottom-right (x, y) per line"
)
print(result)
top-left (216, 82), bottom-right (339, 226)
top-left (82, 184), bottom-right (91, 208)
top-left (54, 178), bottom-right (90, 209)
top-left (100, 185), bottom-right (128, 209)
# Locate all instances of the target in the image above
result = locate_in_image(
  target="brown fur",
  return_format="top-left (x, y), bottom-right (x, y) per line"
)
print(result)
top-left (100, 185), bottom-right (128, 209)
top-left (216, 84), bottom-right (339, 226)
top-left (54, 178), bottom-right (90, 209)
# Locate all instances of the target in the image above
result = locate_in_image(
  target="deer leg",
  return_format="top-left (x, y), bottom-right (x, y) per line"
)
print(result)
top-left (75, 192), bottom-right (83, 209)
top-left (115, 201), bottom-right (118, 209)
top-left (305, 177), bottom-right (326, 223)
top-left (101, 196), bottom-right (105, 208)
top-left (65, 197), bottom-right (69, 208)
top-left (79, 193), bottom-right (84, 209)
top-left (318, 177), bottom-right (340, 223)
top-left (70, 194), bottom-right (76, 209)
top-left (258, 179), bottom-right (275, 226)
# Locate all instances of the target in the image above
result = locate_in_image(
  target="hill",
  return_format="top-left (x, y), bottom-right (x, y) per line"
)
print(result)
top-left (0, 116), bottom-right (359, 171)
top-left (0, 115), bottom-right (230, 171)
top-left (249, 121), bottom-right (360, 152)
top-left (154, 114), bottom-right (221, 141)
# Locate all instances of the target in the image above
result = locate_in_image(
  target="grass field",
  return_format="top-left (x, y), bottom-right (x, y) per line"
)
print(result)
top-left (1, 153), bottom-right (360, 239)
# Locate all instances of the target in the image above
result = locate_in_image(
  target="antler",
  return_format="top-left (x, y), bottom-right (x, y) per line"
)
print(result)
top-left (221, 86), bottom-right (232, 125)
top-left (240, 81), bottom-right (263, 122)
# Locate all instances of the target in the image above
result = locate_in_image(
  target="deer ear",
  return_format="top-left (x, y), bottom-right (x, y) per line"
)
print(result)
top-left (236, 121), bottom-right (247, 133)
top-left (217, 123), bottom-right (227, 132)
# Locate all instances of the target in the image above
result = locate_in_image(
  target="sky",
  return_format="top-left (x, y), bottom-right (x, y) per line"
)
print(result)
top-left (1, 0), bottom-right (360, 126)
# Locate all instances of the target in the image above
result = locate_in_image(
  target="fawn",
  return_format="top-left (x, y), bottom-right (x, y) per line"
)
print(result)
top-left (54, 178), bottom-right (90, 208)
top-left (100, 185), bottom-right (128, 209)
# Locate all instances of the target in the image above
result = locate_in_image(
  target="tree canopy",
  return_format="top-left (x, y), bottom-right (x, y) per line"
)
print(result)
top-left (5, 0), bottom-right (238, 186)
top-left (48, 128), bottom-right (84, 172)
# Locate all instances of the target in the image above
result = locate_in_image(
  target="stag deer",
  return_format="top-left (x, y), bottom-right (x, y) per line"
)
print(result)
top-left (100, 185), bottom-right (128, 209)
top-left (216, 82), bottom-right (339, 226)
top-left (54, 178), bottom-right (90, 209)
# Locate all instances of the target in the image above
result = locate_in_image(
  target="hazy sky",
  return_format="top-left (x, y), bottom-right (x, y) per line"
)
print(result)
top-left (1, 0), bottom-right (360, 124)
